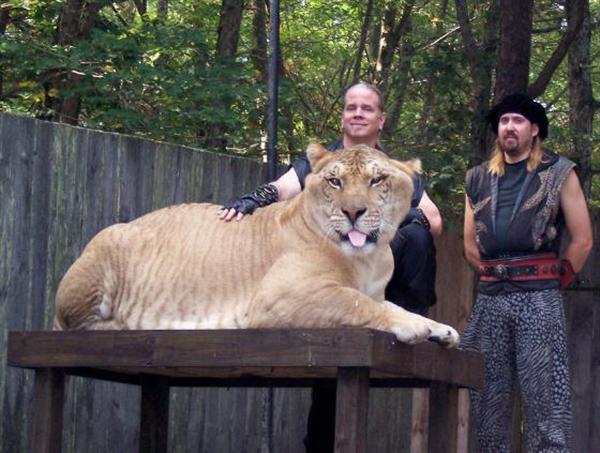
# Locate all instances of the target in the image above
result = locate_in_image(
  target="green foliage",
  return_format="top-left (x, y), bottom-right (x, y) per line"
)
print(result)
top-left (1, 0), bottom-right (598, 216)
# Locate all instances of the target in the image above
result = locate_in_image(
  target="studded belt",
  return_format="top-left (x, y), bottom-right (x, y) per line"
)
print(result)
top-left (479, 253), bottom-right (562, 282)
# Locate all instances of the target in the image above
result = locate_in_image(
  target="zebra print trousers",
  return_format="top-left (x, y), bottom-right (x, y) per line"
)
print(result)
top-left (460, 289), bottom-right (571, 453)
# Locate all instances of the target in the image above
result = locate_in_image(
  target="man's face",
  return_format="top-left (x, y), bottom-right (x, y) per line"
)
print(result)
top-left (342, 86), bottom-right (386, 145)
top-left (497, 113), bottom-right (539, 158)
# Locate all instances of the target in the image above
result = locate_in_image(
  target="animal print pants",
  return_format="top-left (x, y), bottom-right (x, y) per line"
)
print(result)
top-left (460, 289), bottom-right (571, 453)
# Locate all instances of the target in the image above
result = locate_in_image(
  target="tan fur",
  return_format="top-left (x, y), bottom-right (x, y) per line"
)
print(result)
top-left (54, 144), bottom-right (459, 347)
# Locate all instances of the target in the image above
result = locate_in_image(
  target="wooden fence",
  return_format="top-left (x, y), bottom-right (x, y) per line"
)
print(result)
top-left (1, 112), bottom-right (598, 452)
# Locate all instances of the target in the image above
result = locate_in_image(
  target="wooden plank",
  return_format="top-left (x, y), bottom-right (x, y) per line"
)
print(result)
top-left (151, 142), bottom-right (179, 209)
top-left (118, 134), bottom-right (145, 222)
top-left (100, 131), bottom-right (120, 226)
top-left (455, 388), bottom-right (470, 453)
top-left (8, 329), bottom-right (373, 368)
top-left (589, 363), bottom-right (600, 452)
top-left (334, 367), bottom-right (369, 453)
top-left (272, 388), bottom-right (311, 453)
top-left (5, 115), bottom-right (35, 332)
top-left (26, 363), bottom-right (475, 388)
top-left (171, 147), bottom-right (189, 204)
top-left (140, 375), bottom-right (170, 453)
top-left (82, 124), bottom-right (103, 239)
top-left (7, 330), bottom-right (483, 387)
top-left (410, 388), bottom-right (429, 453)
top-left (368, 388), bottom-right (412, 452)
top-left (590, 288), bottom-right (600, 453)
top-left (31, 368), bottom-right (65, 453)
top-left (2, 115), bottom-right (36, 453)
top-left (137, 140), bottom-right (156, 216)
top-left (371, 334), bottom-right (483, 388)
top-left (0, 113), bottom-right (9, 449)
top-left (433, 231), bottom-right (476, 333)
top-left (28, 119), bottom-right (54, 330)
top-left (185, 147), bottom-right (206, 202)
top-left (199, 152), bottom-right (218, 203)
top-left (428, 382), bottom-right (459, 453)
top-left (564, 293), bottom-right (594, 453)
top-left (215, 155), bottom-right (237, 205)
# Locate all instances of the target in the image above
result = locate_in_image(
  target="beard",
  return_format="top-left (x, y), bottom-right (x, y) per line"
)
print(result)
top-left (499, 134), bottom-right (525, 155)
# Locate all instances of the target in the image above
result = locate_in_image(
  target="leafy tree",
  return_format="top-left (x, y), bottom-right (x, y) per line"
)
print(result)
top-left (1, 0), bottom-right (598, 216)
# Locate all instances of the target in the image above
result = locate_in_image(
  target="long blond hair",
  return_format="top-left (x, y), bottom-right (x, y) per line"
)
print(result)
top-left (487, 137), bottom-right (545, 176)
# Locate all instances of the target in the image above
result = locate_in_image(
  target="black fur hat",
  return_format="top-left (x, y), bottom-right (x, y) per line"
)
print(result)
top-left (488, 93), bottom-right (548, 140)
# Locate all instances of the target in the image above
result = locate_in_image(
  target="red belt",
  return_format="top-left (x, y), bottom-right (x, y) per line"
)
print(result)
top-left (479, 253), bottom-right (561, 282)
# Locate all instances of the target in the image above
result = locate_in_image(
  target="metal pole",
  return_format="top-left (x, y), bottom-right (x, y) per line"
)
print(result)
top-left (263, 2), bottom-right (279, 449)
top-left (266, 0), bottom-right (280, 182)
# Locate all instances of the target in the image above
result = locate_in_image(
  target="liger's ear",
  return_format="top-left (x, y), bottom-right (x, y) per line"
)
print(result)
top-left (393, 158), bottom-right (421, 176)
top-left (306, 143), bottom-right (331, 172)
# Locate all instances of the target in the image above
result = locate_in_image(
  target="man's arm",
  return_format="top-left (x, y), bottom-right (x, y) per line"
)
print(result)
top-left (219, 167), bottom-right (302, 221)
top-left (560, 170), bottom-right (593, 272)
top-left (463, 194), bottom-right (481, 269)
top-left (274, 167), bottom-right (303, 200)
top-left (418, 191), bottom-right (442, 237)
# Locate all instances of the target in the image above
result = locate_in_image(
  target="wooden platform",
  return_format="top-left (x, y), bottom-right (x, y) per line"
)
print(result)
top-left (7, 328), bottom-right (483, 453)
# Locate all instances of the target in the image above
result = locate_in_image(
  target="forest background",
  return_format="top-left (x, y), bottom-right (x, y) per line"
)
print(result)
top-left (1, 0), bottom-right (598, 225)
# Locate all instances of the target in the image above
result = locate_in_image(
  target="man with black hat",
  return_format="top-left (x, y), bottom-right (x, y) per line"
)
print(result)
top-left (461, 93), bottom-right (593, 452)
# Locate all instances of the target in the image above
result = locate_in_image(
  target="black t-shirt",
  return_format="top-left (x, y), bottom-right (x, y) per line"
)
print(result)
top-left (495, 159), bottom-right (528, 250)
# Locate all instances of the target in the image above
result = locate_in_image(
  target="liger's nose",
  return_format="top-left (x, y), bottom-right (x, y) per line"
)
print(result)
top-left (342, 208), bottom-right (367, 222)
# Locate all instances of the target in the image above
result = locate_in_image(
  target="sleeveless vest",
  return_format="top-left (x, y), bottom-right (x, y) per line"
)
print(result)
top-left (466, 151), bottom-right (575, 260)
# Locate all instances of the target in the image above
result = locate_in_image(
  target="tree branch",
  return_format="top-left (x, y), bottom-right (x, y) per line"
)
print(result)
top-left (528, 0), bottom-right (584, 98)
top-left (130, 0), bottom-right (146, 17)
top-left (111, 3), bottom-right (130, 27)
top-left (455, 0), bottom-right (481, 64)
top-left (351, 0), bottom-right (373, 84)
top-left (1, 8), bottom-right (11, 35)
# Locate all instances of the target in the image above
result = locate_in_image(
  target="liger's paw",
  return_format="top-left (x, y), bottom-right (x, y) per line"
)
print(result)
top-left (427, 324), bottom-right (460, 349)
top-left (392, 323), bottom-right (432, 345)
top-left (382, 302), bottom-right (460, 348)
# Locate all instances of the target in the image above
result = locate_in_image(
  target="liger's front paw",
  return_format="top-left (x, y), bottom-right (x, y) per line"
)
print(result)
top-left (428, 324), bottom-right (460, 348)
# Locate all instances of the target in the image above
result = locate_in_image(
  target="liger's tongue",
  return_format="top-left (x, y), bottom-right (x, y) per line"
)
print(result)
top-left (347, 230), bottom-right (367, 248)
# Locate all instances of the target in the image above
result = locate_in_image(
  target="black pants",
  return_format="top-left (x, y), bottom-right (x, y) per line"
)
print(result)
top-left (385, 222), bottom-right (437, 314)
top-left (303, 223), bottom-right (436, 452)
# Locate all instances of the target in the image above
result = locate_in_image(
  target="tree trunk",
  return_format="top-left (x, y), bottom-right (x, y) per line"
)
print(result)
top-left (216, 0), bottom-right (244, 59)
top-left (455, 0), bottom-right (499, 165)
top-left (418, 2), bottom-right (447, 144)
top-left (367, 2), bottom-right (383, 79)
top-left (0, 5), bottom-right (8, 34)
top-left (132, 0), bottom-right (147, 16)
top-left (351, 0), bottom-right (374, 84)
top-left (381, 21), bottom-right (413, 142)
top-left (494, 0), bottom-right (533, 100)
top-left (374, 0), bottom-right (414, 93)
top-left (0, 4), bottom-right (10, 99)
top-left (44, 0), bottom-right (101, 125)
top-left (157, 0), bottom-right (168, 16)
top-left (200, 0), bottom-right (245, 150)
top-left (249, 0), bottom-right (267, 82)
top-left (567, 0), bottom-right (594, 197)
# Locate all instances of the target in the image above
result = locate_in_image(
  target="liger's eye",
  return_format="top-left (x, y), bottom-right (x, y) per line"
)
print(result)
top-left (327, 177), bottom-right (342, 189)
top-left (370, 175), bottom-right (385, 186)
